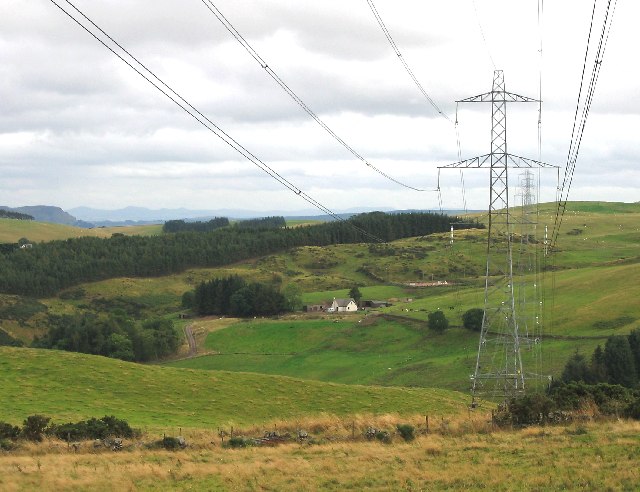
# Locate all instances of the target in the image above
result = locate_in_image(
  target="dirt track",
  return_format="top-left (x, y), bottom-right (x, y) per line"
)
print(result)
top-left (184, 323), bottom-right (197, 356)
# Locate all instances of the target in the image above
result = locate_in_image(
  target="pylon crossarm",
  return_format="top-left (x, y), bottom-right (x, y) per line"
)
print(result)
top-left (506, 154), bottom-right (558, 169)
top-left (457, 91), bottom-right (539, 103)
top-left (438, 154), bottom-right (491, 169)
top-left (439, 153), bottom-right (557, 170)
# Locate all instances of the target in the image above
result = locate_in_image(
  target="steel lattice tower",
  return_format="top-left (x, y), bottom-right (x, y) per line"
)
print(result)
top-left (439, 70), bottom-right (555, 405)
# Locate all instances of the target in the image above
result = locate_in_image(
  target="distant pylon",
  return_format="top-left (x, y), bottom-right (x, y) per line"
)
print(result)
top-left (438, 70), bottom-right (556, 405)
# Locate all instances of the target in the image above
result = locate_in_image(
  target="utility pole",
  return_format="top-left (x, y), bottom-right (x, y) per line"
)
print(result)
top-left (439, 70), bottom-right (556, 406)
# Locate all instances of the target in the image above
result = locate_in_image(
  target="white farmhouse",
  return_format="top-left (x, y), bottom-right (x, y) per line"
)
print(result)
top-left (329, 298), bottom-right (358, 313)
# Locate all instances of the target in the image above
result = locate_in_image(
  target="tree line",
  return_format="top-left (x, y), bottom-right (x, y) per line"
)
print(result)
top-left (184, 275), bottom-right (287, 317)
top-left (235, 216), bottom-right (286, 229)
top-left (562, 330), bottom-right (640, 388)
top-left (0, 212), bottom-right (472, 297)
top-left (32, 312), bottom-right (180, 362)
top-left (0, 209), bottom-right (33, 220)
top-left (162, 217), bottom-right (229, 233)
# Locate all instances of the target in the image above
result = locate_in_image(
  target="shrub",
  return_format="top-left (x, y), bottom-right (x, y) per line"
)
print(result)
top-left (98, 415), bottom-right (136, 438)
top-left (624, 397), bottom-right (640, 419)
top-left (48, 416), bottom-right (136, 441)
top-left (226, 436), bottom-right (250, 448)
top-left (427, 311), bottom-right (449, 333)
top-left (374, 430), bottom-right (391, 444)
top-left (462, 308), bottom-right (484, 332)
top-left (507, 393), bottom-right (556, 426)
top-left (396, 424), bottom-right (415, 442)
top-left (21, 415), bottom-right (51, 442)
top-left (160, 436), bottom-right (185, 450)
top-left (50, 422), bottom-right (90, 442)
top-left (0, 422), bottom-right (20, 440)
top-left (0, 439), bottom-right (17, 451)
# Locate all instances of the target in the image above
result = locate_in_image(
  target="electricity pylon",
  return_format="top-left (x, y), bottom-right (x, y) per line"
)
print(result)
top-left (438, 70), bottom-right (556, 405)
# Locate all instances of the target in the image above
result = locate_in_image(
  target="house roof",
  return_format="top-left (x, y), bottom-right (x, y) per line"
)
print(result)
top-left (334, 298), bottom-right (356, 307)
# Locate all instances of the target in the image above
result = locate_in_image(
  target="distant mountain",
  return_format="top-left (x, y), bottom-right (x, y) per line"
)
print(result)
top-left (1, 205), bottom-right (480, 228)
top-left (68, 206), bottom-right (396, 222)
top-left (0, 205), bottom-right (77, 225)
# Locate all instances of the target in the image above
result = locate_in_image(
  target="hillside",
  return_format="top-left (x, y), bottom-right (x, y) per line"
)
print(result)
top-left (1, 201), bottom-right (639, 395)
top-left (0, 218), bottom-right (162, 243)
top-left (0, 347), bottom-right (468, 428)
top-left (0, 205), bottom-right (76, 225)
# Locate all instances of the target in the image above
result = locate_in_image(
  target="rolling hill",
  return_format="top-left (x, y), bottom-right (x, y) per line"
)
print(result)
top-left (1, 201), bottom-right (639, 397)
top-left (0, 346), bottom-right (468, 428)
top-left (0, 218), bottom-right (162, 243)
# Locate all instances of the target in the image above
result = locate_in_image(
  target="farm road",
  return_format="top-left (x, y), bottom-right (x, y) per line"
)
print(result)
top-left (184, 323), bottom-right (197, 357)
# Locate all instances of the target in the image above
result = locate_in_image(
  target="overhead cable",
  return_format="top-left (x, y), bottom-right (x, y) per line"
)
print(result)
top-left (365, 0), bottom-right (469, 213)
top-left (550, 0), bottom-right (618, 250)
top-left (365, 0), bottom-right (451, 123)
top-left (199, 0), bottom-right (430, 193)
top-left (472, 0), bottom-right (497, 70)
top-left (49, 0), bottom-right (387, 243)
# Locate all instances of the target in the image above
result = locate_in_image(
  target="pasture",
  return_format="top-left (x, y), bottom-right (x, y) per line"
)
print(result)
top-left (0, 347), bottom-right (467, 429)
top-left (1, 419), bottom-right (638, 491)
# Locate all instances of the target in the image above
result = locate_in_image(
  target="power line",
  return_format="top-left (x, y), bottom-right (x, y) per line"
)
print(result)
top-left (471, 0), bottom-right (497, 70)
top-left (48, 0), bottom-right (386, 243)
top-left (199, 0), bottom-right (430, 193)
top-left (550, 0), bottom-right (618, 250)
top-left (454, 104), bottom-right (468, 214)
top-left (365, 0), bottom-right (469, 212)
top-left (365, 0), bottom-right (451, 122)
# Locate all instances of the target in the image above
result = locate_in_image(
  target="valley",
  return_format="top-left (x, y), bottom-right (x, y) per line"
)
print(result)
top-left (1, 201), bottom-right (640, 490)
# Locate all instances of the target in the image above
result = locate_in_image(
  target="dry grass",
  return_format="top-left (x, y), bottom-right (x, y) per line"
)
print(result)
top-left (2, 417), bottom-right (638, 491)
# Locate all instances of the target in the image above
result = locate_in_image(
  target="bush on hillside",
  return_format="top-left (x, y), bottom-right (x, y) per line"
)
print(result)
top-left (21, 415), bottom-right (50, 441)
top-left (396, 424), bottom-right (415, 442)
top-left (226, 436), bottom-right (250, 448)
top-left (427, 311), bottom-right (449, 334)
top-left (462, 308), bottom-right (484, 332)
top-left (0, 439), bottom-right (18, 451)
top-left (158, 436), bottom-right (186, 450)
top-left (49, 416), bottom-right (137, 442)
top-left (0, 421), bottom-right (20, 440)
top-left (507, 393), bottom-right (556, 426)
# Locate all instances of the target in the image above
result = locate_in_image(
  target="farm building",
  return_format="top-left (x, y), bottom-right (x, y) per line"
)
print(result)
top-left (303, 303), bottom-right (328, 313)
top-left (330, 298), bottom-right (358, 313)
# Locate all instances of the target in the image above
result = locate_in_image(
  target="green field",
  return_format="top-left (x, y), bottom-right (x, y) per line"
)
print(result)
top-left (169, 318), bottom-right (479, 391)
top-left (0, 346), bottom-right (468, 429)
top-left (0, 218), bottom-right (162, 243)
top-left (1, 202), bottom-right (640, 490)
top-left (2, 201), bottom-right (640, 398)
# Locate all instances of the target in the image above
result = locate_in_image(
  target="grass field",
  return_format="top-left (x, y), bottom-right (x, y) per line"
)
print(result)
top-left (1, 419), bottom-right (638, 491)
top-left (0, 218), bottom-right (162, 243)
top-left (3, 200), bottom-right (638, 389)
top-left (0, 347), bottom-right (468, 429)
top-left (168, 317), bottom-right (480, 391)
top-left (2, 202), bottom-right (640, 489)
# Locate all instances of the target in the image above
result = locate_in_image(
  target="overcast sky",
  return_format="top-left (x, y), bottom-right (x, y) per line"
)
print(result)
top-left (0, 0), bottom-right (637, 214)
